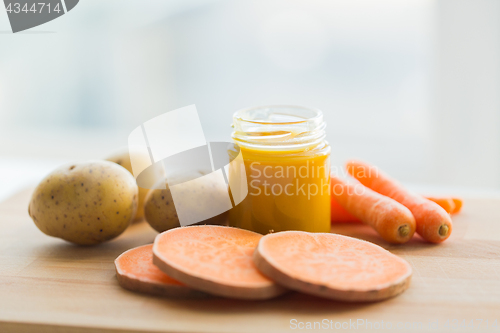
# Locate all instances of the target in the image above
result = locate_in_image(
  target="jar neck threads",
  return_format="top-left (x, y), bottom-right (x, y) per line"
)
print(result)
top-left (232, 105), bottom-right (327, 151)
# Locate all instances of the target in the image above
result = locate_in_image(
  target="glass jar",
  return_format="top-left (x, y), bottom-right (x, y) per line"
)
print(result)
top-left (228, 105), bottom-right (331, 234)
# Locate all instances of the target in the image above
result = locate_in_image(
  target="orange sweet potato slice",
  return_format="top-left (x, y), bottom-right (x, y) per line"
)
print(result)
top-left (153, 225), bottom-right (287, 300)
top-left (115, 244), bottom-right (206, 298)
top-left (254, 231), bottom-right (412, 302)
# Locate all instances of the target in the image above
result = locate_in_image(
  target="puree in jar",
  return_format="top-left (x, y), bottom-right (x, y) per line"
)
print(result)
top-left (228, 106), bottom-right (331, 234)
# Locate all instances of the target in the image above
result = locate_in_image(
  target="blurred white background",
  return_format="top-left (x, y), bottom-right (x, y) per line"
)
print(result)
top-left (0, 0), bottom-right (499, 200)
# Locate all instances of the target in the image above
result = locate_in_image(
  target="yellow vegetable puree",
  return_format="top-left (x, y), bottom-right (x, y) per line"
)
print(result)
top-left (229, 106), bottom-right (331, 234)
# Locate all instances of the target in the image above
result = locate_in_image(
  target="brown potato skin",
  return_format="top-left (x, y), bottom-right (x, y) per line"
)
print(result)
top-left (144, 174), bottom-right (228, 233)
top-left (106, 149), bottom-right (164, 222)
top-left (28, 161), bottom-right (138, 245)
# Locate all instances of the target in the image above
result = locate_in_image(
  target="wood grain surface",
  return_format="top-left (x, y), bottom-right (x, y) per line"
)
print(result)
top-left (0, 189), bottom-right (499, 333)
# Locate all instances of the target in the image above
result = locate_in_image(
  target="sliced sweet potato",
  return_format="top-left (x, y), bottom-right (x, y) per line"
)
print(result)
top-left (115, 244), bottom-right (206, 298)
top-left (153, 225), bottom-right (287, 300)
top-left (254, 231), bottom-right (412, 302)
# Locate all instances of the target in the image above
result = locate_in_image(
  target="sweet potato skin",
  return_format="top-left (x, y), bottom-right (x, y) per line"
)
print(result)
top-left (115, 244), bottom-right (207, 298)
top-left (254, 231), bottom-right (412, 302)
top-left (152, 251), bottom-right (286, 300)
top-left (115, 266), bottom-right (207, 298)
top-left (153, 226), bottom-right (288, 300)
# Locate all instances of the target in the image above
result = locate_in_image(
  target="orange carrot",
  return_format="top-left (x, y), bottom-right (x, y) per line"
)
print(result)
top-left (330, 194), bottom-right (361, 223)
top-left (346, 160), bottom-right (453, 243)
top-left (331, 176), bottom-right (416, 244)
top-left (421, 197), bottom-right (462, 214)
top-left (451, 197), bottom-right (463, 214)
top-left (253, 231), bottom-right (412, 301)
top-left (425, 197), bottom-right (455, 214)
top-left (332, 195), bottom-right (463, 223)
top-left (115, 244), bottom-right (206, 298)
top-left (153, 225), bottom-right (287, 300)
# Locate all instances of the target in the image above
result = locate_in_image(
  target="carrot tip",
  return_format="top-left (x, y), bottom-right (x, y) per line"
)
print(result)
top-left (398, 225), bottom-right (410, 238)
top-left (438, 225), bottom-right (449, 237)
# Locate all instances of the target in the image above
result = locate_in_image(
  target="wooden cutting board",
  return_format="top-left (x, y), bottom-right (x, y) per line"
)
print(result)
top-left (0, 189), bottom-right (499, 333)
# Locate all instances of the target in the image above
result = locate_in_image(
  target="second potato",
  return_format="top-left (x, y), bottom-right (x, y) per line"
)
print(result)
top-left (144, 171), bottom-right (228, 232)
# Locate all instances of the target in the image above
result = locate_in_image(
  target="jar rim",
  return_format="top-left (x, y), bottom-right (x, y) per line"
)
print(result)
top-left (233, 105), bottom-right (323, 125)
top-left (232, 105), bottom-right (327, 151)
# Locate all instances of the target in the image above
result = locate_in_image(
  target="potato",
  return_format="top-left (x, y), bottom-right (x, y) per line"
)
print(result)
top-left (106, 149), bottom-right (164, 222)
top-left (28, 161), bottom-right (138, 245)
top-left (144, 171), bottom-right (228, 233)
